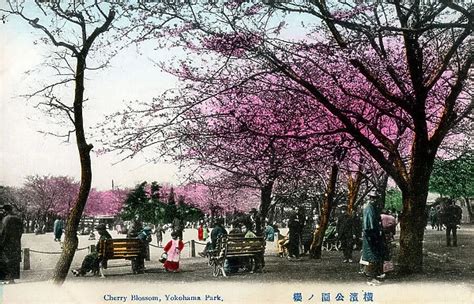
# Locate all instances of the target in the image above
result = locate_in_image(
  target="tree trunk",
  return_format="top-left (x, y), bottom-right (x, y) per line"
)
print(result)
top-left (310, 163), bottom-right (339, 259)
top-left (267, 203), bottom-right (276, 225)
top-left (463, 197), bottom-right (473, 223)
top-left (397, 145), bottom-right (434, 273)
top-left (347, 170), bottom-right (362, 215)
top-left (378, 172), bottom-right (390, 209)
top-left (257, 182), bottom-right (274, 236)
top-left (52, 57), bottom-right (93, 285)
top-left (398, 191), bottom-right (428, 273)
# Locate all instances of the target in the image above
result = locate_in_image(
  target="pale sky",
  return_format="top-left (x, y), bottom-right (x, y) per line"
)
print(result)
top-left (0, 7), bottom-right (183, 190)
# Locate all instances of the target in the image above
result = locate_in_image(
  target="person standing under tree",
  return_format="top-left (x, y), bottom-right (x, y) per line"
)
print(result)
top-left (336, 206), bottom-right (356, 263)
top-left (287, 214), bottom-right (302, 260)
top-left (360, 192), bottom-right (385, 286)
top-left (0, 204), bottom-right (23, 284)
top-left (444, 199), bottom-right (463, 247)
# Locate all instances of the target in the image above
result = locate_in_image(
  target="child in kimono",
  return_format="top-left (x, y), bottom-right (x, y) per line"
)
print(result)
top-left (163, 231), bottom-right (184, 272)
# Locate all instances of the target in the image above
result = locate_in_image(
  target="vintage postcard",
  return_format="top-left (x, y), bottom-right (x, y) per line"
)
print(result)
top-left (1, 0), bottom-right (473, 303)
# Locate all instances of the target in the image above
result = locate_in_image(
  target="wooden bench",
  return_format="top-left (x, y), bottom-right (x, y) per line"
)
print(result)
top-left (97, 238), bottom-right (146, 276)
top-left (208, 235), bottom-right (266, 277)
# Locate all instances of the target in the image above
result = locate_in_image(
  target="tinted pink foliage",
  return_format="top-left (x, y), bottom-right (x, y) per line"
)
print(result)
top-left (175, 183), bottom-right (259, 214)
top-left (83, 188), bottom-right (128, 217)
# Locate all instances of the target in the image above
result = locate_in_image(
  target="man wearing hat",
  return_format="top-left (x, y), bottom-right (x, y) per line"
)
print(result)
top-left (360, 192), bottom-right (385, 286)
top-left (0, 204), bottom-right (23, 284)
top-left (71, 224), bottom-right (111, 277)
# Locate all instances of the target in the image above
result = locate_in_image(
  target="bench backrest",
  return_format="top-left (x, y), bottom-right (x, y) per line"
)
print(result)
top-left (98, 238), bottom-right (144, 260)
top-left (221, 236), bottom-right (265, 257)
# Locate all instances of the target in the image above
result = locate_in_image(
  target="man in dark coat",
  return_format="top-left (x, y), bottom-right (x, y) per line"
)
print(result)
top-left (336, 206), bottom-right (356, 263)
top-left (288, 215), bottom-right (302, 259)
top-left (361, 193), bottom-right (385, 286)
top-left (444, 200), bottom-right (462, 247)
top-left (0, 204), bottom-right (24, 284)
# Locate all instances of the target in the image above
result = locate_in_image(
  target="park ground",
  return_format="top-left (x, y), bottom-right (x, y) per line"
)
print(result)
top-left (1, 225), bottom-right (473, 304)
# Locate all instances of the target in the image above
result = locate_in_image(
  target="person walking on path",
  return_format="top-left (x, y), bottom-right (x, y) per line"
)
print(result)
top-left (71, 224), bottom-right (112, 277)
top-left (336, 206), bottom-right (356, 263)
top-left (53, 218), bottom-right (64, 242)
top-left (155, 224), bottom-right (164, 247)
top-left (0, 204), bottom-right (23, 284)
top-left (288, 214), bottom-right (302, 260)
top-left (163, 231), bottom-right (185, 272)
top-left (360, 192), bottom-right (385, 286)
top-left (444, 199), bottom-right (462, 247)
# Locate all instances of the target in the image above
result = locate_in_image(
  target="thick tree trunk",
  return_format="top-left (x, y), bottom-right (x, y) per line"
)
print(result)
top-left (347, 170), bottom-right (362, 215)
top-left (398, 148), bottom-right (433, 274)
top-left (310, 163), bottom-right (339, 259)
top-left (256, 182), bottom-right (274, 236)
top-left (398, 191), bottom-right (428, 273)
top-left (52, 57), bottom-right (93, 285)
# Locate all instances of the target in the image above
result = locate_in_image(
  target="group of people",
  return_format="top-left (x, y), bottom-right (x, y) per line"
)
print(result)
top-left (276, 214), bottom-right (315, 259)
top-left (0, 204), bottom-right (24, 284)
top-left (198, 216), bottom-right (270, 274)
top-left (72, 216), bottom-right (187, 276)
top-left (3, 194), bottom-right (465, 283)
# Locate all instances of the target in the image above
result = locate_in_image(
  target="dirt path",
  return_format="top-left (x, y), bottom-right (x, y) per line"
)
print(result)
top-left (17, 225), bottom-right (474, 284)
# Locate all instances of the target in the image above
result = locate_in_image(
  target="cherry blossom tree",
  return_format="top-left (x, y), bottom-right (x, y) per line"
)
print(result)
top-left (95, 0), bottom-right (472, 272)
top-left (102, 73), bottom-right (342, 234)
top-left (22, 175), bottom-right (79, 227)
top-left (83, 188), bottom-right (127, 217)
top-left (0, 0), bottom-right (151, 283)
top-left (152, 1), bottom-right (471, 272)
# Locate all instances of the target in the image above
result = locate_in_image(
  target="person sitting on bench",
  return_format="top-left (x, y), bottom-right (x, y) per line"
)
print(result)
top-left (71, 224), bottom-right (111, 277)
